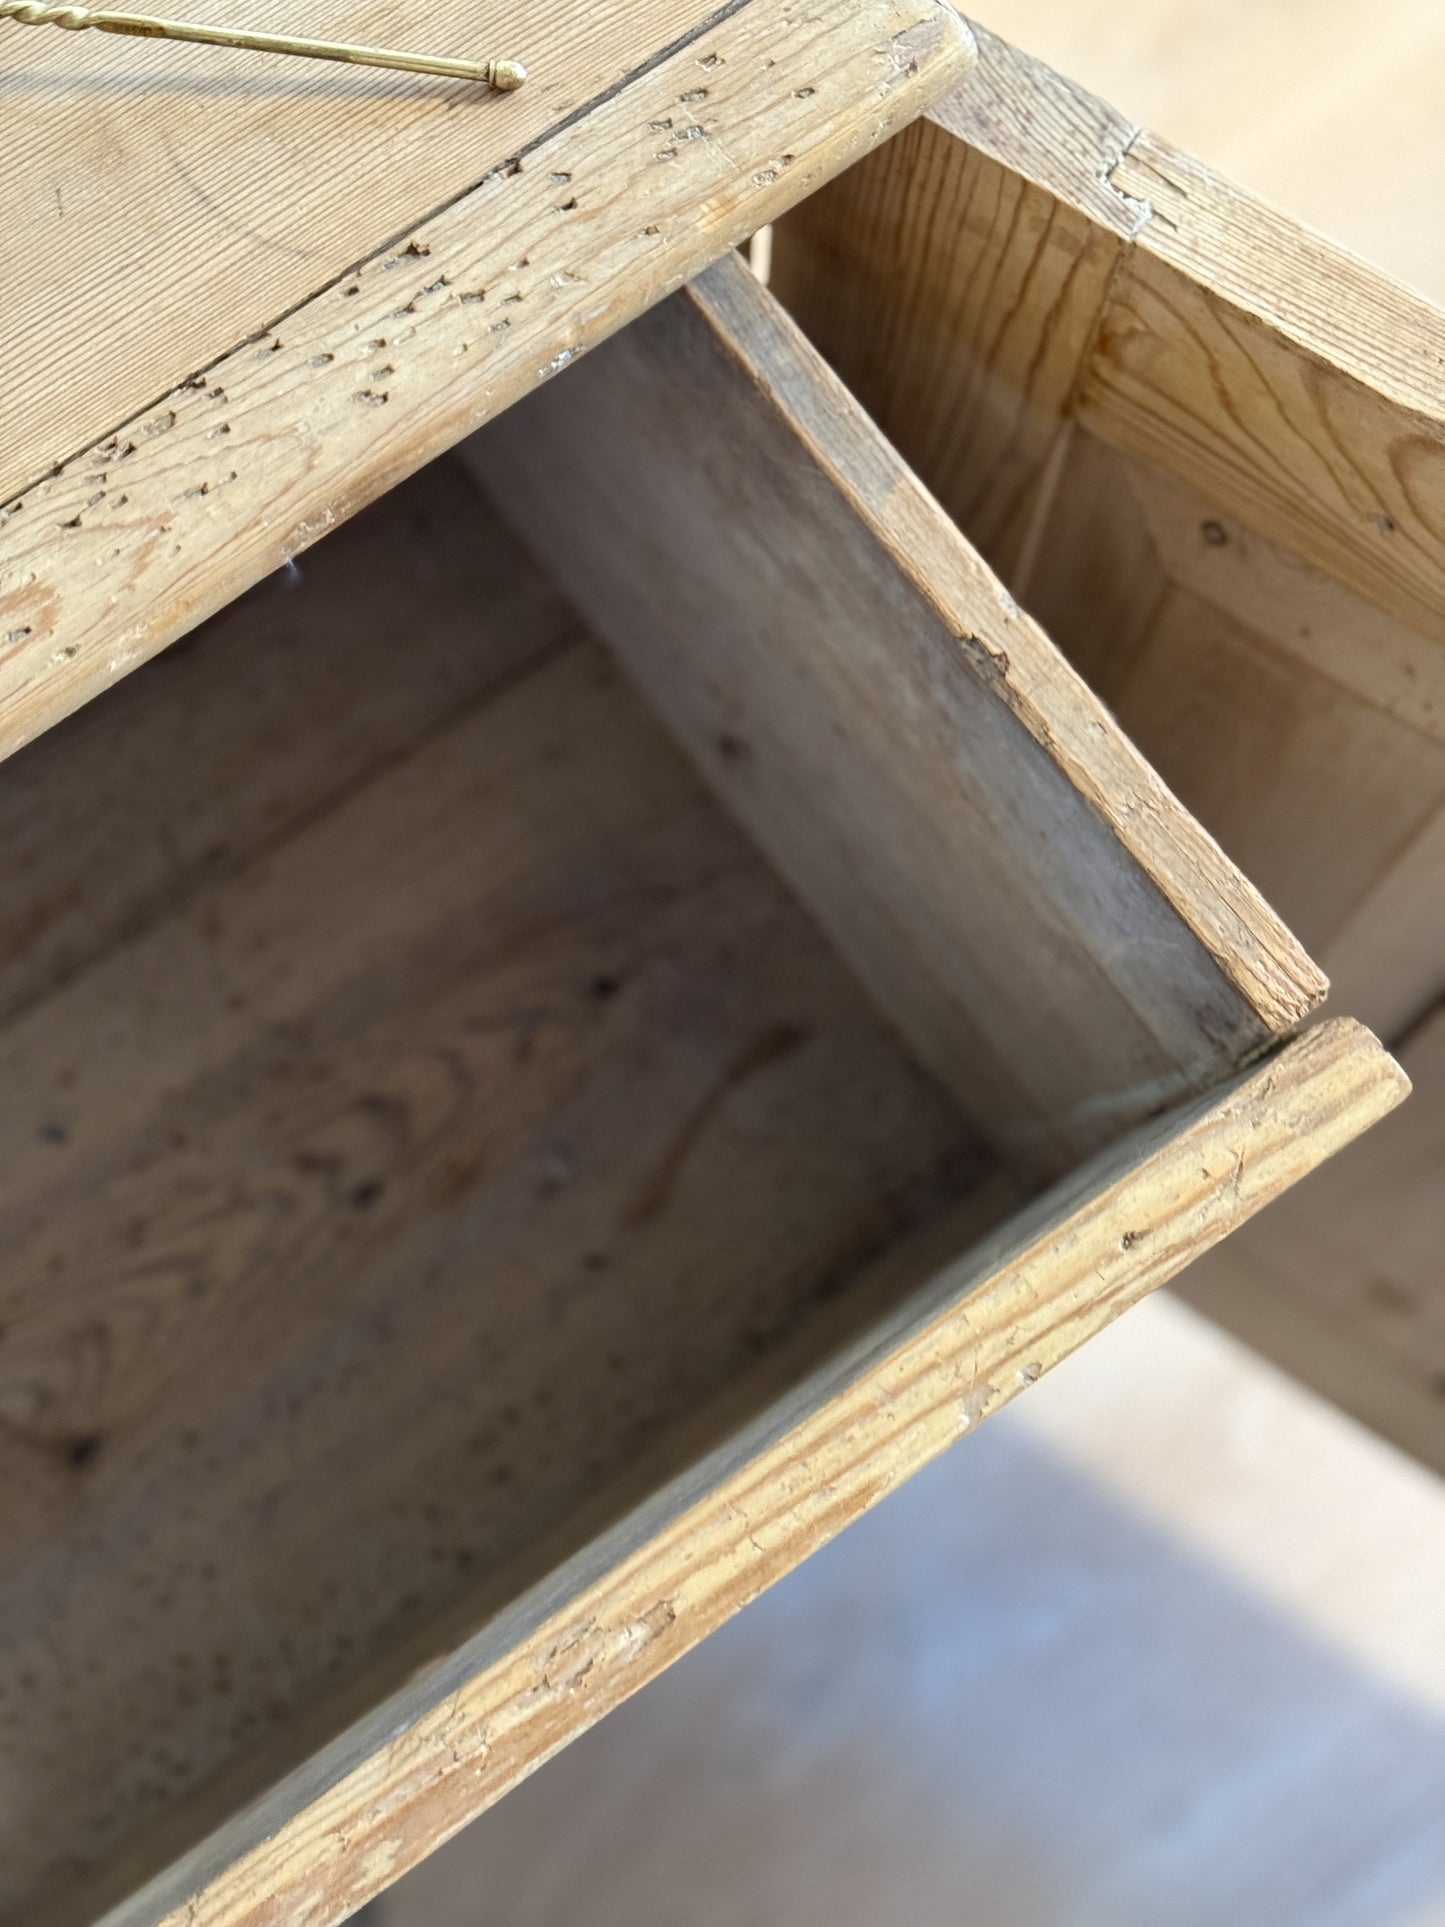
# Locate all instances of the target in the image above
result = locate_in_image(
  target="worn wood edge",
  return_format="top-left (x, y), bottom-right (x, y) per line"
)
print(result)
top-left (935, 24), bottom-right (1445, 418)
top-left (1090, 129), bottom-right (1445, 642)
top-left (920, 26), bottom-right (1445, 639)
top-left (684, 253), bottom-right (1326, 1037)
top-left (90, 1016), bottom-right (1404, 1927)
top-left (464, 260), bottom-right (1296, 1163)
top-left (926, 30), bottom-right (1445, 640)
top-left (1176, 1003), bottom-right (1444, 1472)
top-left (2, 0), bottom-right (760, 502)
top-left (930, 21), bottom-right (1149, 239)
top-left (1111, 129), bottom-right (1445, 425)
top-left (0, 0), bottom-right (976, 767)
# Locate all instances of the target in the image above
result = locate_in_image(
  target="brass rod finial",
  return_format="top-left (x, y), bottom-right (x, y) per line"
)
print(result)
top-left (0, 3), bottom-right (527, 87)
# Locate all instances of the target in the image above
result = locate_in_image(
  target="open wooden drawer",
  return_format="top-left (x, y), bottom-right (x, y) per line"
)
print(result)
top-left (770, 24), bottom-right (1445, 1468)
top-left (0, 252), bottom-right (1402, 1926)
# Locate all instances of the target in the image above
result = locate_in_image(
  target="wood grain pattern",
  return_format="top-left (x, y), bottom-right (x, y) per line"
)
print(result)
top-left (0, 255), bottom-right (1401, 1920)
top-left (0, 465), bottom-right (989, 1923)
top-left (0, 456), bottom-right (571, 1026)
top-left (768, 29), bottom-right (1445, 1463)
top-left (466, 252), bottom-right (1323, 1173)
top-left (1024, 430), bottom-right (1445, 1037)
top-left (380, 1282), bottom-right (1445, 1927)
top-left (0, 0), bottom-right (975, 764)
top-left (962, 0), bottom-right (1445, 309)
top-left (763, 108), bottom-right (1124, 580)
top-left (0, 0), bottom-right (695, 493)
top-left (92, 1015), bottom-right (1406, 1927)
top-left (773, 24), bottom-right (1445, 644)
top-left (769, 24), bottom-right (1144, 584)
top-left (0, 0), bottom-right (975, 502)
top-left (1027, 439), bottom-right (1445, 1482)
top-left (1083, 130), bottom-right (1445, 647)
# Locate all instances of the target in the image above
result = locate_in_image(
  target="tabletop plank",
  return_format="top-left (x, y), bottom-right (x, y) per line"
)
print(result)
top-left (1, 0), bottom-right (701, 496)
top-left (0, 0), bottom-right (975, 762)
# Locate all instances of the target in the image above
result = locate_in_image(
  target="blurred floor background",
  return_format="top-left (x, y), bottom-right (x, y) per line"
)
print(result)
top-left (368, 8), bottom-right (1445, 1923)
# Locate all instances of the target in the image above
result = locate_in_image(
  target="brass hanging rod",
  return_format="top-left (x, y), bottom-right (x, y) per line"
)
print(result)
top-left (0, 3), bottom-right (527, 87)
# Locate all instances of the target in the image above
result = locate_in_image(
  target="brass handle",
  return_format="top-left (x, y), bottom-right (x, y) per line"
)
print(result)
top-left (0, 3), bottom-right (527, 87)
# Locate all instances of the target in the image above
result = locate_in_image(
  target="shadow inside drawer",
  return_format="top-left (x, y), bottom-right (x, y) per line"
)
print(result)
top-left (0, 456), bottom-right (997, 1918)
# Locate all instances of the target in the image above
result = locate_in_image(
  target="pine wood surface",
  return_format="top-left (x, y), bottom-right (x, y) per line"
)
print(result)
top-left (2, 0), bottom-right (706, 494)
top-left (1023, 431), bottom-right (1445, 1043)
top-left (92, 1015), bottom-right (1406, 1927)
top-left (0, 20), bottom-right (1418, 1908)
top-left (465, 252), bottom-right (1323, 1171)
top-left (0, 0), bottom-right (974, 499)
top-left (770, 23), bottom-right (1445, 1466)
top-left (0, 458), bottom-right (562, 1026)
top-left (0, 459), bottom-right (990, 1923)
top-left (1081, 129), bottom-right (1445, 649)
top-left (774, 25), bottom-right (1445, 643)
top-left (0, 0), bottom-right (975, 765)
top-left (2, 318), bottom-right (1399, 1927)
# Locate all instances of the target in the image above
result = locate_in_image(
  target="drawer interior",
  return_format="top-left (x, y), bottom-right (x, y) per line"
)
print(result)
top-left (0, 453), bottom-right (1004, 1920)
top-left (0, 255), bottom-right (1344, 1924)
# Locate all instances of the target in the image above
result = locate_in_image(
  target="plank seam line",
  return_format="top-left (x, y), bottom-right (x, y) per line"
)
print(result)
top-left (1066, 119), bottom-right (1153, 418)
